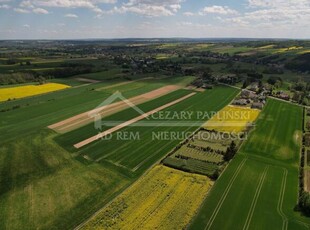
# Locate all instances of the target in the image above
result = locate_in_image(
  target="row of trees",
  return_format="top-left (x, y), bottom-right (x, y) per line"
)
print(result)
top-left (0, 72), bottom-right (47, 85)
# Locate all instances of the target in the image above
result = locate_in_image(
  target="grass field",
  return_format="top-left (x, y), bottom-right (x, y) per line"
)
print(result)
top-left (0, 78), bottom-right (191, 143)
top-left (56, 86), bottom-right (239, 175)
top-left (0, 77), bottom-right (238, 229)
top-left (0, 130), bottom-right (130, 230)
top-left (189, 99), bottom-right (309, 230)
top-left (0, 83), bottom-right (70, 102)
top-left (81, 165), bottom-right (212, 230)
top-left (204, 105), bottom-right (261, 133)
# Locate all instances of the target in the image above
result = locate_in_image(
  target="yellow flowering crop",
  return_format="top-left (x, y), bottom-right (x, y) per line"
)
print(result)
top-left (82, 165), bottom-right (211, 230)
top-left (0, 83), bottom-right (70, 102)
top-left (204, 105), bottom-right (261, 133)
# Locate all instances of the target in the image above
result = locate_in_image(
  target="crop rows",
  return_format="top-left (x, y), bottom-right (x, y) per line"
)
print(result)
top-left (189, 99), bottom-right (309, 230)
top-left (173, 146), bottom-right (223, 163)
top-left (81, 165), bottom-right (211, 230)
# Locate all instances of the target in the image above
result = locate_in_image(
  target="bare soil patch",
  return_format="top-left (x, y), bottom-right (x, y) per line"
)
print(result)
top-left (75, 78), bottom-right (101, 83)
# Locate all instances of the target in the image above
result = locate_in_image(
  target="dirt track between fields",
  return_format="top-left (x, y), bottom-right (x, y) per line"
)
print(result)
top-left (75, 78), bottom-right (101, 83)
top-left (48, 85), bottom-right (182, 133)
top-left (73, 92), bottom-right (196, 149)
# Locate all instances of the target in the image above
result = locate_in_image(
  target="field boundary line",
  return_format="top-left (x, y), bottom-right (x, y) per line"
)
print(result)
top-left (131, 121), bottom-right (201, 172)
top-left (242, 166), bottom-right (269, 230)
top-left (204, 158), bottom-right (247, 230)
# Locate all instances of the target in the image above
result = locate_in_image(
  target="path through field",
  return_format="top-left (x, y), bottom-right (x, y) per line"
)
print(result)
top-left (74, 92), bottom-right (196, 148)
top-left (48, 85), bottom-right (181, 133)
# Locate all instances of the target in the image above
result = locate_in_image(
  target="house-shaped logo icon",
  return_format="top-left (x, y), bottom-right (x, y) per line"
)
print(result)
top-left (88, 91), bottom-right (147, 131)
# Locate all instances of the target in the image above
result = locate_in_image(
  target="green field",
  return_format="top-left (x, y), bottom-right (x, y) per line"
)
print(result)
top-left (56, 86), bottom-right (239, 175)
top-left (0, 76), bottom-right (238, 229)
top-left (172, 145), bottom-right (223, 163)
top-left (1, 39), bottom-right (309, 230)
top-left (189, 99), bottom-right (309, 230)
top-left (0, 77), bottom-right (192, 143)
top-left (0, 130), bottom-right (130, 230)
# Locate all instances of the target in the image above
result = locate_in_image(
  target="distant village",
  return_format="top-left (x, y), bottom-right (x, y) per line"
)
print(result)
top-left (191, 76), bottom-right (294, 110)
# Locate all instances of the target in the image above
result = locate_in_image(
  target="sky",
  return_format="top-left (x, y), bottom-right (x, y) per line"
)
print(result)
top-left (0, 0), bottom-right (309, 39)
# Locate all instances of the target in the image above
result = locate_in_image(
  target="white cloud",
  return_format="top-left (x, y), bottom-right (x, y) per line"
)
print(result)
top-left (178, 21), bottom-right (192, 26)
top-left (183, 11), bottom-right (194, 16)
top-left (19, 0), bottom-right (116, 14)
top-left (227, 0), bottom-right (310, 27)
top-left (170, 4), bottom-right (181, 13)
top-left (64, 13), bottom-right (78, 18)
top-left (115, 0), bottom-right (183, 17)
top-left (248, 0), bottom-right (309, 8)
top-left (23, 24), bottom-right (30, 28)
top-left (200, 5), bottom-right (239, 15)
top-left (0, 4), bottom-right (10, 8)
top-left (14, 8), bottom-right (30, 13)
top-left (33, 7), bottom-right (49, 14)
top-left (20, 0), bottom-right (34, 8)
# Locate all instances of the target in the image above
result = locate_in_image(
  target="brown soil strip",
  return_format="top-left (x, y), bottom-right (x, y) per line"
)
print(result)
top-left (74, 77), bottom-right (101, 83)
top-left (74, 92), bottom-right (196, 149)
top-left (95, 81), bottom-right (134, 91)
top-left (48, 85), bottom-right (181, 133)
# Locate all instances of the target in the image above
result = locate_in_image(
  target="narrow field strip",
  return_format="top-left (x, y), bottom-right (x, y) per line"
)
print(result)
top-left (277, 168), bottom-right (288, 230)
top-left (74, 78), bottom-right (101, 83)
top-left (205, 158), bottom-right (247, 230)
top-left (48, 84), bottom-right (181, 133)
top-left (243, 166), bottom-right (269, 230)
top-left (74, 92), bottom-right (196, 149)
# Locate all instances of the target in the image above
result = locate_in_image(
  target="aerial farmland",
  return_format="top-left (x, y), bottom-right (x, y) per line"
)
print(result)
top-left (0, 37), bottom-right (309, 230)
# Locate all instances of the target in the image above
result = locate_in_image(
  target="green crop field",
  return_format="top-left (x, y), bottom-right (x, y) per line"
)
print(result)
top-left (189, 99), bottom-right (309, 230)
top-left (2, 39), bottom-right (308, 230)
top-left (172, 146), bottom-right (223, 163)
top-left (0, 130), bottom-right (131, 230)
top-left (0, 77), bottom-right (192, 143)
top-left (56, 86), bottom-right (239, 175)
top-left (0, 76), bottom-right (199, 229)
top-left (0, 74), bottom-right (238, 229)
top-left (163, 157), bottom-right (219, 176)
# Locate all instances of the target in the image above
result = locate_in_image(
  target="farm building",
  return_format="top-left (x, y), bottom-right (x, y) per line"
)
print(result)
top-left (202, 84), bottom-right (213, 89)
top-left (232, 99), bottom-right (248, 106)
top-left (251, 102), bottom-right (264, 110)
top-left (241, 90), bottom-right (257, 99)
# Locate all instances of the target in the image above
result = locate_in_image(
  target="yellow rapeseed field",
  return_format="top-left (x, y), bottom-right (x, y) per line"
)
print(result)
top-left (204, 105), bottom-right (260, 133)
top-left (0, 83), bottom-right (70, 102)
top-left (274, 46), bottom-right (303, 53)
top-left (82, 165), bottom-right (212, 230)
